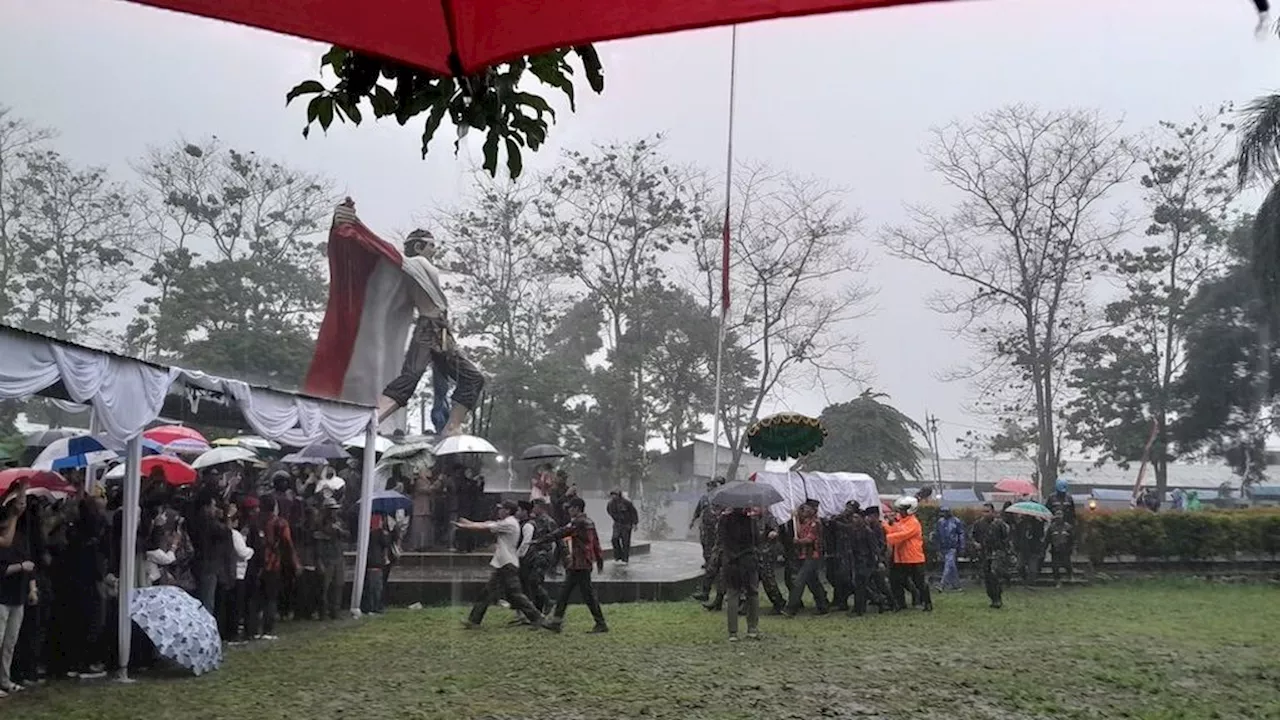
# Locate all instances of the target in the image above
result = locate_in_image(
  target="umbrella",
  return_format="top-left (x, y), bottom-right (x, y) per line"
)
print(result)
top-left (343, 434), bottom-right (395, 454)
top-left (1006, 501), bottom-right (1053, 521)
top-left (435, 435), bottom-right (499, 456)
top-left (144, 425), bottom-right (207, 447)
top-left (520, 444), bottom-right (569, 461)
top-left (745, 413), bottom-right (827, 461)
top-left (31, 435), bottom-right (117, 471)
top-left (711, 480), bottom-right (784, 509)
top-left (23, 428), bottom-right (77, 448)
top-left (163, 438), bottom-right (212, 456)
top-left (122, 0), bottom-right (956, 76)
top-left (0, 468), bottom-right (75, 497)
top-left (279, 453), bottom-right (334, 465)
top-left (360, 489), bottom-right (413, 515)
top-left (294, 442), bottom-right (349, 460)
top-left (213, 436), bottom-right (282, 452)
top-left (129, 586), bottom-right (222, 676)
top-left (105, 455), bottom-right (198, 486)
top-left (382, 438), bottom-right (437, 461)
top-left (192, 446), bottom-right (258, 470)
top-left (994, 478), bottom-right (1038, 497)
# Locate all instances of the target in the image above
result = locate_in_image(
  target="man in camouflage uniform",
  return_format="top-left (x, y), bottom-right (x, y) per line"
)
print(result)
top-left (827, 502), bottom-right (860, 612)
top-left (755, 510), bottom-right (787, 614)
top-left (1013, 513), bottom-right (1046, 583)
top-left (692, 477), bottom-right (726, 605)
top-left (523, 498), bottom-right (560, 614)
top-left (861, 505), bottom-right (894, 612)
top-left (971, 503), bottom-right (1012, 609)
top-left (1046, 509), bottom-right (1074, 583)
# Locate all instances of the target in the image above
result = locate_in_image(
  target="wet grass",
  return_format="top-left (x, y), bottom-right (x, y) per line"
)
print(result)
top-left (8, 580), bottom-right (1280, 719)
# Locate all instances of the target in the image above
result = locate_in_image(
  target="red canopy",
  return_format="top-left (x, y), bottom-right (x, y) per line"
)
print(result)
top-left (124, 0), bottom-right (951, 75)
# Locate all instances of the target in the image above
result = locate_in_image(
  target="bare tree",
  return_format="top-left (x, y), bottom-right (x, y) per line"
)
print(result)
top-left (692, 163), bottom-right (872, 481)
top-left (882, 105), bottom-right (1133, 493)
top-left (0, 106), bottom-right (55, 323)
top-left (10, 149), bottom-right (139, 343)
top-left (536, 137), bottom-right (709, 487)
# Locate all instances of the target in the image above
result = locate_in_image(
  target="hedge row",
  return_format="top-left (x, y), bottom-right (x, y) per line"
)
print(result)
top-left (914, 505), bottom-right (1280, 561)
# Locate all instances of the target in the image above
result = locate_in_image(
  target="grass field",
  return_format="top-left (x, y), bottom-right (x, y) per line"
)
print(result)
top-left (7, 581), bottom-right (1280, 719)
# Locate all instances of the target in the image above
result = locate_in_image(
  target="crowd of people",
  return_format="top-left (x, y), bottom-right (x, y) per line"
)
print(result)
top-left (0, 457), bottom-right (409, 696)
top-left (457, 495), bottom-right (613, 634)
top-left (690, 478), bottom-right (1080, 640)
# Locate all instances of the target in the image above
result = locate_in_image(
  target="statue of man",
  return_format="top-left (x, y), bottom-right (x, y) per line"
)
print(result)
top-left (377, 228), bottom-right (485, 436)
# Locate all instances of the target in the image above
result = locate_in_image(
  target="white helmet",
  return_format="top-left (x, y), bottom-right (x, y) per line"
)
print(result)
top-left (894, 496), bottom-right (919, 514)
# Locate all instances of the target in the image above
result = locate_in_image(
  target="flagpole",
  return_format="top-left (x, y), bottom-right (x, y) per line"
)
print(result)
top-left (710, 25), bottom-right (738, 484)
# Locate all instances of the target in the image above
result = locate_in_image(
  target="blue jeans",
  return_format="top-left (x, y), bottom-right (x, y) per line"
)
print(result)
top-left (431, 359), bottom-right (451, 434)
top-left (941, 548), bottom-right (961, 590)
top-left (198, 573), bottom-right (219, 615)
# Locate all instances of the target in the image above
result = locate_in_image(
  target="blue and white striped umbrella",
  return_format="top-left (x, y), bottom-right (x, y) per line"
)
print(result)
top-left (32, 435), bottom-right (117, 471)
top-left (130, 586), bottom-right (223, 676)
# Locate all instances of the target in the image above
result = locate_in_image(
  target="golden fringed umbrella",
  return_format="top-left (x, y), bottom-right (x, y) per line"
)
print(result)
top-left (745, 413), bottom-right (827, 461)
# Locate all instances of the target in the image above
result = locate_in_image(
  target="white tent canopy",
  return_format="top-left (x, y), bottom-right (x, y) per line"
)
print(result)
top-left (752, 470), bottom-right (880, 525)
top-left (0, 325), bottom-right (380, 678)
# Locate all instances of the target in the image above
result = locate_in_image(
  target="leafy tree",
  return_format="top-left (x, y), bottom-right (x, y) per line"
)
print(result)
top-left (536, 138), bottom-right (707, 488)
top-left (0, 106), bottom-right (55, 323)
top-left (799, 391), bottom-right (925, 485)
top-left (10, 149), bottom-right (138, 343)
top-left (434, 173), bottom-right (585, 454)
top-left (697, 164), bottom-right (871, 482)
top-left (1172, 221), bottom-right (1278, 486)
top-left (882, 105), bottom-right (1133, 495)
top-left (130, 140), bottom-right (333, 386)
top-left (1235, 94), bottom-right (1280, 316)
top-left (1065, 110), bottom-right (1236, 499)
top-left (288, 45), bottom-right (603, 179)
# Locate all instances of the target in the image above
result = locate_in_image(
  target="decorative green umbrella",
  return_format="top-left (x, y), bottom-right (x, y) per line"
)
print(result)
top-left (1006, 501), bottom-right (1053, 521)
top-left (745, 413), bottom-right (827, 461)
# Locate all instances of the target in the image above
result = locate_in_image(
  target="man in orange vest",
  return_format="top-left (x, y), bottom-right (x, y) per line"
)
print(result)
top-left (884, 496), bottom-right (932, 612)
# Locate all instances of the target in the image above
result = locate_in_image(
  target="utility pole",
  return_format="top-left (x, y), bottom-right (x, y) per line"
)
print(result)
top-left (924, 412), bottom-right (943, 499)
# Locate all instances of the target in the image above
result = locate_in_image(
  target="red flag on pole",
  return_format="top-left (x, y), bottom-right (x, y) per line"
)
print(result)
top-left (721, 206), bottom-right (731, 312)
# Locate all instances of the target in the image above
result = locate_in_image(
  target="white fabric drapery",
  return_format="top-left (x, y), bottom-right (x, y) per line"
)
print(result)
top-left (0, 327), bottom-right (373, 446)
top-left (753, 471), bottom-right (881, 525)
top-left (0, 332), bottom-right (179, 444)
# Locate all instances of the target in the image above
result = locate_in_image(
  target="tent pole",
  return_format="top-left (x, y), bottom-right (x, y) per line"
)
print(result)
top-left (86, 405), bottom-right (103, 493)
top-left (709, 24), bottom-right (738, 484)
top-left (350, 412), bottom-right (377, 617)
top-left (116, 435), bottom-right (142, 682)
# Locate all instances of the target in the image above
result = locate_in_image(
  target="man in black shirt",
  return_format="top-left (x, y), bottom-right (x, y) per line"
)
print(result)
top-left (606, 490), bottom-right (639, 564)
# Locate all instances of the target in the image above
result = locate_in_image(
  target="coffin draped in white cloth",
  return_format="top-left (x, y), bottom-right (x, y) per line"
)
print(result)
top-left (752, 471), bottom-right (881, 525)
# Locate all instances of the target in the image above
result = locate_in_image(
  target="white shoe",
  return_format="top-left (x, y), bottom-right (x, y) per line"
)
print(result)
top-left (0, 688), bottom-right (8, 699)
top-left (260, 634), bottom-right (279, 641)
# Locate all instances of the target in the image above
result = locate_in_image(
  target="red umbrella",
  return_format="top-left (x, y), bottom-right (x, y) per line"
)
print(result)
top-left (139, 456), bottom-right (199, 487)
top-left (0, 468), bottom-right (76, 497)
top-left (124, 0), bottom-right (962, 75)
top-left (144, 425), bottom-right (208, 448)
top-left (994, 477), bottom-right (1038, 497)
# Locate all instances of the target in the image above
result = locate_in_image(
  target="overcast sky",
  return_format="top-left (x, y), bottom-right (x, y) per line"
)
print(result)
top-left (1, 0), bottom-right (1275, 456)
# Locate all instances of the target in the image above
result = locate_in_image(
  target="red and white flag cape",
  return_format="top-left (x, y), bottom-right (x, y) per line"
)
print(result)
top-left (303, 202), bottom-right (422, 406)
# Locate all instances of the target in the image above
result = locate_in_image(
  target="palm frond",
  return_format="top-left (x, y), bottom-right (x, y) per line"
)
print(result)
top-left (1237, 94), bottom-right (1280, 187)
top-left (1250, 179), bottom-right (1280, 314)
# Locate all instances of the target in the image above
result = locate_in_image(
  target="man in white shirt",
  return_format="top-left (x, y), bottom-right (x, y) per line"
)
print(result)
top-left (377, 229), bottom-right (486, 436)
top-left (455, 501), bottom-right (547, 629)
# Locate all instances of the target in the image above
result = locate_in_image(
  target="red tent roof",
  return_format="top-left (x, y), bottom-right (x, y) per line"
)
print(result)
top-left (124, 0), bottom-right (955, 75)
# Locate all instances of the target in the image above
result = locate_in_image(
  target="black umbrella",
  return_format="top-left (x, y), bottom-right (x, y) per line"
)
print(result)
top-left (711, 480), bottom-right (785, 509)
top-left (23, 428), bottom-right (78, 448)
top-left (520, 444), bottom-right (568, 461)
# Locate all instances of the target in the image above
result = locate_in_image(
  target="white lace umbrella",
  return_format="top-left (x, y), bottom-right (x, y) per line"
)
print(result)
top-left (434, 435), bottom-right (498, 456)
top-left (192, 445), bottom-right (258, 470)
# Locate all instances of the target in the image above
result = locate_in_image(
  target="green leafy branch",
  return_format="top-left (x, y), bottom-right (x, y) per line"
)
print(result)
top-left (286, 46), bottom-right (604, 179)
